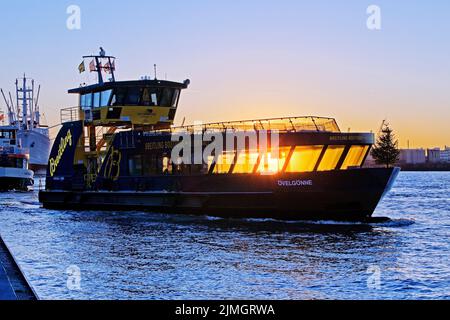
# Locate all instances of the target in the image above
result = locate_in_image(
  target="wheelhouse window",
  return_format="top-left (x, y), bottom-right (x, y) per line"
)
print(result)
top-left (101, 90), bottom-right (113, 107)
top-left (81, 93), bottom-right (93, 109)
top-left (341, 146), bottom-right (370, 170)
top-left (93, 92), bottom-right (101, 108)
top-left (160, 88), bottom-right (174, 107)
top-left (317, 146), bottom-right (345, 171)
top-left (141, 88), bottom-right (159, 106)
top-left (151, 92), bottom-right (159, 106)
top-left (125, 88), bottom-right (142, 105)
top-left (111, 88), bottom-right (127, 106)
top-left (172, 89), bottom-right (180, 108)
top-left (109, 87), bottom-right (181, 107)
top-left (141, 88), bottom-right (151, 106)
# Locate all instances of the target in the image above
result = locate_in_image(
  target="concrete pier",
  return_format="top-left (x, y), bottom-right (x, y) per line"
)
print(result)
top-left (0, 235), bottom-right (37, 300)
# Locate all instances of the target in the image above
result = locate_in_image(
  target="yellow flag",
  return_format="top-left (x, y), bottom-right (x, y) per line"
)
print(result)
top-left (78, 61), bottom-right (85, 73)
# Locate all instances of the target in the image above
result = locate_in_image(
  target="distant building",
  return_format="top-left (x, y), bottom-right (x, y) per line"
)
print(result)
top-left (399, 149), bottom-right (426, 165)
top-left (364, 153), bottom-right (377, 167)
top-left (441, 147), bottom-right (450, 163)
top-left (427, 148), bottom-right (441, 163)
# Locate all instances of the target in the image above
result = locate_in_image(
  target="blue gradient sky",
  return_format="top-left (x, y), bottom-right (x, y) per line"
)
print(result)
top-left (0, 1), bottom-right (449, 147)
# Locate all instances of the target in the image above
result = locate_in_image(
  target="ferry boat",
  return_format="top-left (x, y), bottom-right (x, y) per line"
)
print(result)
top-left (0, 126), bottom-right (34, 191)
top-left (39, 51), bottom-right (399, 221)
top-left (1, 76), bottom-right (51, 173)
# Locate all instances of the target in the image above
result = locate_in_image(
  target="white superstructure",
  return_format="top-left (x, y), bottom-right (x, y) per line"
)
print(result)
top-left (0, 126), bottom-right (34, 191)
top-left (1, 76), bottom-right (51, 171)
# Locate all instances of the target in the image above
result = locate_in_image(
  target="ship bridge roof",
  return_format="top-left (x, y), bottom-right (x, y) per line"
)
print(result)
top-left (68, 79), bottom-right (189, 94)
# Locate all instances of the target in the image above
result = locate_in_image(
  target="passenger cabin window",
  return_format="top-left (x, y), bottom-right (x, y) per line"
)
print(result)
top-left (341, 146), bottom-right (370, 170)
top-left (257, 149), bottom-right (287, 174)
top-left (317, 146), bottom-right (345, 171)
top-left (233, 152), bottom-right (259, 174)
top-left (214, 151), bottom-right (236, 174)
top-left (285, 146), bottom-right (323, 173)
top-left (128, 155), bottom-right (143, 176)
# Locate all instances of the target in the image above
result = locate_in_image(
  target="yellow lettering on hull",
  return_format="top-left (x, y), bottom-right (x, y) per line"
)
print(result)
top-left (49, 130), bottom-right (73, 177)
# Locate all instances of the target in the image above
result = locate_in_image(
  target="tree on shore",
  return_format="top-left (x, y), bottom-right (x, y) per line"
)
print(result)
top-left (371, 123), bottom-right (400, 168)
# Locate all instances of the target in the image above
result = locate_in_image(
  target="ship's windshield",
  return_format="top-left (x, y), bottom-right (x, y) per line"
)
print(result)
top-left (101, 90), bottom-right (113, 107)
top-left (81, 90), bottom-right (113, 109)
top-left (111, 87), bottom-right (180, 107)
top-left (0, 156), bottom-right (24, 169)
top-left (81, 93), bottom-right (93, 110)
top-left (0, 130), bottom-right (15, 139)
top-left (81, 87), bottom-right (180, 108)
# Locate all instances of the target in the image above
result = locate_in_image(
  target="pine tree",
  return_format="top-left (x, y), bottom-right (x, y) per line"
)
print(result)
top-left (371, 123), bottom-right (400, 168)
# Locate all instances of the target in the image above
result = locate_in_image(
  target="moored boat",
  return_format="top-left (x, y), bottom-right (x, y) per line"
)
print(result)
top-left (0, 126), bottom-right (34, 191)
top-left (1, 76), bottom-right (51, 174)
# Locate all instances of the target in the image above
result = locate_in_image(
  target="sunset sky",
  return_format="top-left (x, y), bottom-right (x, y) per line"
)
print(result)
top-left (0, 1), bottom-right (449, 148)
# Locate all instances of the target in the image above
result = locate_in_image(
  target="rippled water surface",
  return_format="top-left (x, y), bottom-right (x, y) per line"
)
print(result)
top-left (0, 172), bottom-right (449, 300)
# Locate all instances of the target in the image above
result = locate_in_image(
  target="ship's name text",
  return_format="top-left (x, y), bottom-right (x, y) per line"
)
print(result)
top-left (49, 129), bottom-right (73, 177)
top-left (278, 179), bottom-right (313, 187)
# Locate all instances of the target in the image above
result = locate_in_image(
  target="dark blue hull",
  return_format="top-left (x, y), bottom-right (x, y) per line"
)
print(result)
top-left (0, 177), bottom-right (33, 192)
top-left (39, 168), bottom-right (399, 221)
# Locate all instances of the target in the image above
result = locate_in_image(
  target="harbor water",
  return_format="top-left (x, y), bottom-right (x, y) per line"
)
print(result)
top-left (0, 172), bottom-right (449, 300)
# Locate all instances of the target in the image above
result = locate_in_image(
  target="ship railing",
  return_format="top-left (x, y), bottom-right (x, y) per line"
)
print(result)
top-left (60, 107), bottom-right (80, 123)
top-left (168, 116), bottom-right (341, 134)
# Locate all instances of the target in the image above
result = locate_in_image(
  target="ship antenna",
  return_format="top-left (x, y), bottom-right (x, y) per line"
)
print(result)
top-left (1, 89), bottom-right (9, 110)
top-left (35, 84), bottom-right (41, 126)
top-left (9, 92), bottom-right (16, 124)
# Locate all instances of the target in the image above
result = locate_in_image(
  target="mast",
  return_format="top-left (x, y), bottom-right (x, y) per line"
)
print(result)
top-left (9, 92), bottom-right (16, 125)
top-left (83, 48), bottom-right (116, 85)
top-left (22, 76), bottom-right (28, 130)
top-left (11, 76), bottom-right (43, 130)
top-left (15, 79), bottom-right (20, 128)
top-left (35, 85), bottom-right (41, 126)
top-left (1, 89), bottom-right (14, 124)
